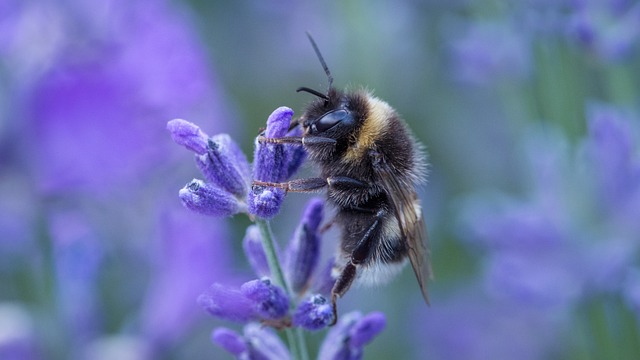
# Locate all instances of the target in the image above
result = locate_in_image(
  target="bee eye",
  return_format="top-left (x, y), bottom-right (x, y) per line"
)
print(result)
top-left (315, 109), bottom-right (349, 132)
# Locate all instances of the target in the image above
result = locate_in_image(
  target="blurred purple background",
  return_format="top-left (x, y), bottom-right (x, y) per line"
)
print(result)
top-left (1, 0), bottom-right (640, 359)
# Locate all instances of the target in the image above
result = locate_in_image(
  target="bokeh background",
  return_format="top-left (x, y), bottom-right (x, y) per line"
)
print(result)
top-left (2, 0), bottom-right (640, 359)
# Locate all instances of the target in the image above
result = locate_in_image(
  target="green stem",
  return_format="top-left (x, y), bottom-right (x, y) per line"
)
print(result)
top-left (255, 219), bottom-right (309, 360)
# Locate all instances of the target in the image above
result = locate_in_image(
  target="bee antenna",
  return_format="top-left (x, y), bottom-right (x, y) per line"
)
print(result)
top-left (296, 86), bottom-right (329, 100)
top-left (305, 32), bottom-right (334, 89)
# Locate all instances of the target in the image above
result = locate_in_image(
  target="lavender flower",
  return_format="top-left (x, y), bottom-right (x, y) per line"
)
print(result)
top-left (318, 311), bottom-right (386, 360)
top-left (198, 284), bottom-right (258, 323)
top-left (286, 197), bottom-right (324, 293)
top-left (213, 324), bottom-right (291, 360)
top-left (166, 119), bottom-right (209, 155)
top-left (178, 179), bottom-right (243, 217)
top-left (193, 194), bottom-right (386, 358)
top-left (198, 198), bottom-right (334, 329)
top-left (242, 225), bottom-right (272, 278)
top-left (211, 328), bottom-right (247, 356)
top-left (196, 135), bottom-right (252, 197)
top-left (169, 106), bottom-right (304, 220)
top-left (240, 278), bottom-right (290, 320)
top-left (248, 107), bottom-right (296, 219)
top-left (292, 295), bottom-right (335, 331)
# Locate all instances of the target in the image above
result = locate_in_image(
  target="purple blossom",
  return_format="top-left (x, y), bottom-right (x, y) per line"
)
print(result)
top-left (240, 278), bottom-right (290, 320)
top-left (166, 119), bottom-right (209, 155)
top-left (198, 279), bottom-right (290, 324)
top-left (292, 295), bottom-right (335, 331)
top-left (167, 120), bottom-right (251, 198)
top-left (211, 328), bottom-right (247, 356)
top-left (178, 180), bottom-right (243, 217)
top-left (248, 187), bottom-right (287, 219)
top-left (198, 284), bottom-right (257, 323)
top-left (244, 323), bottom-right (292, 360)
top-left (170, 106), bottom-right (305, 220)
top-left (197, 135), bottom-right (252, 197)
top-left (248, 107), bottom-right (295, 219)
top-left (212, 324), bottom-right (291, 360)
top-left (312, 257), bottom-right (338, 297)
top-left (242, 225), bottom-right (272, 278)
top-left (318, 311), bottom-right (386, 360)
top-left (348, 312), bottom-right (386, 348)
top-left (286, 197), bottom-right (324, 293)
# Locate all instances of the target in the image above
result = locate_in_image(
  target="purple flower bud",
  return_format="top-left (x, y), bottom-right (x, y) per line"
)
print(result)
top-left (240, 278), bottom-right (289, 320)
top-left (292, 295), bottom-right (335, 331)
top-left (264, 106), bottom-right (293, 138)
top-left (286, 198), bottom-right (324, 293)
top-left (178, 180), bottom-right (242, 217)
top-left (242, 225), bottom-right (272, 278)
top-left (195, 134), bottom-right (251, 197)
top-left (167, 119), bottom-right (209, 155)
top-left (197, 284), bottom-right (256, 322)
top-left (211, 327), bottom-right (247, 356)
top-left (348, 312), bottom-right (386, 348)
top-left (312, 257), bottom-right (337, 297)
top-left (247, 186), bottom-right (286, 220)
top-left (253, 107), bottom-right (293, 182)
top-left (244, 323), bottom-right (291, 360)
top-left (318, 311), bottom-right (386, 360)
top-left (248, 107), bottom-right (294, 219)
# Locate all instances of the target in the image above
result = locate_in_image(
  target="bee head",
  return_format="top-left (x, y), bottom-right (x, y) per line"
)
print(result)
top-left (296, 86), bottom-right (351, 131)
top-left (296, 33), bottom-right (362, 140)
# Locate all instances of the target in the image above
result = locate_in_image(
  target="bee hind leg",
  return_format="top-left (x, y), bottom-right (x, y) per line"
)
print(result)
top-left (329, 208), bottom-right (385, 325)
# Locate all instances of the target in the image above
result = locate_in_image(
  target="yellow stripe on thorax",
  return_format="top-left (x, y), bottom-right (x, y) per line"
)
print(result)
top-left (343, 96), bottom-right (393, 163)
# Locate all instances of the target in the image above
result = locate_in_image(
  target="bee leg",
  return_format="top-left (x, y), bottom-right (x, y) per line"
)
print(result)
top-left (257, 135), bottom-right (337, 147)
top-left (329, 209), bottom-right (385, 325)
top-left (252, 176), bottom-right (367, 193)
top-left (253, 178), bottom-right (328, 193)
top-left (257, 136), bottom-right (304, 144)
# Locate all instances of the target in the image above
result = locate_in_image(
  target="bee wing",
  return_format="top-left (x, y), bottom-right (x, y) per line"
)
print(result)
top-left (377, 163), bottom-right (432, 305)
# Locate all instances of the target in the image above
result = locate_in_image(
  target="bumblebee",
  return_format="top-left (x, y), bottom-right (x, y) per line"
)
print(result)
top-left (255, 34), bottom-right (431, 321)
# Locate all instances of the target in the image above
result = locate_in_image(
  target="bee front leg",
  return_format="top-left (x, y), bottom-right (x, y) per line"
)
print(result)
top-left (257, 135), bottom-right (337, 147)
top-left (252, 178), bottom-right (328, 193)
top-left (252, 176), bottom-right (368, 194)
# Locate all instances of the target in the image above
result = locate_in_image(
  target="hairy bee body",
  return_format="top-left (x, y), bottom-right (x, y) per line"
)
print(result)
top-left (299, 88), bottom-right (429, 292)
top-left (254, 35), bottom-right (431, 320)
